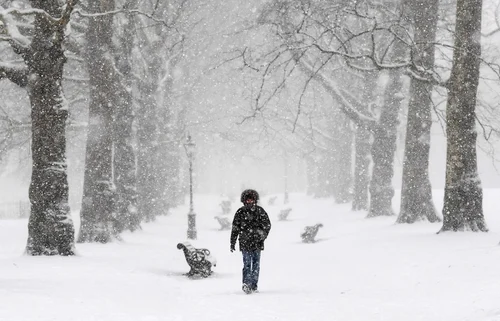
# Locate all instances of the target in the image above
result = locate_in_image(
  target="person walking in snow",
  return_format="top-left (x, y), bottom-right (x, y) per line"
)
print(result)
top-left (230, 189), bottom-right (271, 294)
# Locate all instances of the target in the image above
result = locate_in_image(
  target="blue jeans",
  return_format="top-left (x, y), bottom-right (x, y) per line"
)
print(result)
top-left (242, 251), bottom-right (261, 289)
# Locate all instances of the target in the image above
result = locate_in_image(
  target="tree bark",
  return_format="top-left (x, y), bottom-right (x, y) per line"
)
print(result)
top-left (352, 72), bottom-right (376, 211)
top-left (113, 7), bottom-right (141, 232)
top-left (78, 0), bottom-right (117, 243)
top-left (154, 59), bottom-right (180, 214)
top-left (439, 0), bottom-right (487, 232)
top-left (397, 0), bottom-right (440, 224)
top-left (352, 126), bottom-right (370, 211)
top-left (332, 114), bottom-right (353, 203)
top-left (137, 80), bottom-right (159, 222)
top-left (135, 19), bottom-right (163, 221)
top-left (25, 1), bottom-right (76, 256)
top-left (367, 69), bottom-right (402, 218)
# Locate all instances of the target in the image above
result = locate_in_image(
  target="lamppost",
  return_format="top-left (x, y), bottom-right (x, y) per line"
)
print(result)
top-left (184, 134), bottom-right (197, 240)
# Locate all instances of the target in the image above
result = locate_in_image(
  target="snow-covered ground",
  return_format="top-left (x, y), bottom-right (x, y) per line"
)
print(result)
top-left (1, 190), bottom-right (500, 321)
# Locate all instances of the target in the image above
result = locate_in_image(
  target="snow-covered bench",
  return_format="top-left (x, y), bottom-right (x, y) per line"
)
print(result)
top-left (301, 223), bottom-right (323, 243)
top-left (278, 208), bottom-right (292, 221)
top-left (177, 242), bottom-right (216, 277)
top-left (220, 200), bottom-right (232, 215)
top-left (214, 216), bottom-right (232, 230)
top-left (267, 196), bottom-right (277, 206)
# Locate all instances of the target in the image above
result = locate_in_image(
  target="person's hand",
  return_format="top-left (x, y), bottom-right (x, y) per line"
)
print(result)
top-left (230, 245), bottom-right (235, 253)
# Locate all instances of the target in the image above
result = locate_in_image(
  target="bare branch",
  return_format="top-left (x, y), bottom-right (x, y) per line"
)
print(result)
top-left (0, 63), bottom-right (28, 87)
top-left (74, 7), bottom-right (175, 30)
top-left (210, 48), bottom-right (260, 72)
top-left (296, 54), bottom-right (378, 131)
top-left (481, 0), bottom-right (500, 37)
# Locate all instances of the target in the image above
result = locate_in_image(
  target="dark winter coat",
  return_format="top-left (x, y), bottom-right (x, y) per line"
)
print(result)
top-left (230, 205), bottom-right (271, 251)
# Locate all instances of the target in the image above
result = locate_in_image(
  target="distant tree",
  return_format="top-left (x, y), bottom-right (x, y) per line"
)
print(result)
top-left (249, 0), bottom-right (411, 217)
top-left (0, 102), bottom-right (30, 164)
top-left (134, 18), bottom-right (162, 221)
top-left (332, 113), bottom-right (353, 203)
top-left (0, 1), bottom-right (79, 255)
top-left (152, 56), bottom-right (183, 216)
top-left (352, 72), bottom-right (375, 211)
top-left (78, 0), bottom-right (118, 243)
top-left (77, 0), bottom-right (142, 241)
top-left (295, 60), bottom-right (400, 217)
top-left (302, 106), bottom-right (353, 200)
top-left (366, 69), bottom-right (404, 218)
top-left (397, 0), bottom-right (441, 224)
top-left (113, 1), bottom-right (141, 232)
top-left (439, 0), bottom-right (488, 232)
top-left (306, 156), bottom-right (321, 196)
top-left (134, 0), bottom-right (195, 221)
top-left (364, 2), bottom-right (408, 218)
top-left (315, 152), bottom-right (334, 198)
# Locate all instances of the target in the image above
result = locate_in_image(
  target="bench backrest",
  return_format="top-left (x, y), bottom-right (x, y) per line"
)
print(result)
top-left (214, 216), bottom-right (231, 229)
top-left (278, 208), bottom-right (292, 220)
top-left (177, 242), bottom-right (217, 265)
top-left (301, 223), bottom-right (323, 241)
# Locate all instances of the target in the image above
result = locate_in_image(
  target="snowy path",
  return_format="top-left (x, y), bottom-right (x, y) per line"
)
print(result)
top-left (1, 192), bottom-right (500, 321)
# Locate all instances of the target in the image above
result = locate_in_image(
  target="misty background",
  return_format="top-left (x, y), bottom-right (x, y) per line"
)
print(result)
top-left (0, 0), bottom-right (499, 250)
top-left (2, 0), bottom-right (500, 201)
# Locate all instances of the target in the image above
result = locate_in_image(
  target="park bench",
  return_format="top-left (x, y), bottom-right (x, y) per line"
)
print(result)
top-left (177, 242), bottom-right (216, 278)
top-left (214, 216), bottom-right (232, 230)
top-left (220, 200), bottom-right (232, 215)
top-left (267, 196), bottom-right (277, 206)
top-left (300, 223), bottom-right (323, 243)
top-left (278, 208), bottom-right (292, 221)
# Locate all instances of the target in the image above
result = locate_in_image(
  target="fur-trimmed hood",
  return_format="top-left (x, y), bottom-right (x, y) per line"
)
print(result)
top-left (240, 189), bottom-right (259, 203)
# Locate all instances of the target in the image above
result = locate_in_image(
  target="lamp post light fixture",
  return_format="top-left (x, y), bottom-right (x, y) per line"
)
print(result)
top-left (184, 134), bottom-right (197, 240)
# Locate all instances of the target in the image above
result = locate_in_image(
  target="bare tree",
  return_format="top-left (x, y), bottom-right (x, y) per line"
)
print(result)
top-left (134, 17), bottom-right (164, 221)
top-left (352, 72), bottom-right (375, 211)
top-left (365, 70), bottom-right (402, 218)
top-left (78, 0), bottom-right (118, 243)
top-left (113, 0), bottom-right (141, 232)
top-left (397, 0), bottom-right (441, 224)
top-left (244, 0), bottom-right (417, 217)
top-left (331, 113), bottom-right (353, 203)
top-left (0, 1), bottom-right (79, 255)
top-left (439, 0), bottom-right (487, 232)
top-left (77, 0), bottom-right (142, 241)
top-left (134, 0), bottom-right (195, 221)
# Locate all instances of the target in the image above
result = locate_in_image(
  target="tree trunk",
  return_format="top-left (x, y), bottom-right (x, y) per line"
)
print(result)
top-left (367, 69), bottom-right (403, 218)
top-left (160, 138), bottom-right (183, 208)
top-left (137, 80), bottom-right (159, 222)
top-left (25, 1), bottom-right (75, 256)
top-left (154, 60), bottom-right (179, 215)
top-left (352, 125), bottom-right (370, 211)
top-left (352, 72), bottom-right (376, 211)
top-left (78, 0), bottom-right (117, 243)
top-left (439, 0), bottom-right (487, 232)
top-left (332, 115), bottom-right (353, 203)
top-left (135, 19), bottom-right (166, 221)
top-left (135, 1), bottom-right (176, 221)
top-left (306, 157), bottom-right (319, 196)
top-left (317, 153), bottom-right (334, 198)
top-left (113, 8), bottom-right (141, 232)
top-left (397, 0), bottom-right (440, 224)
top-left (155, 113), bottom-right (174, 215)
